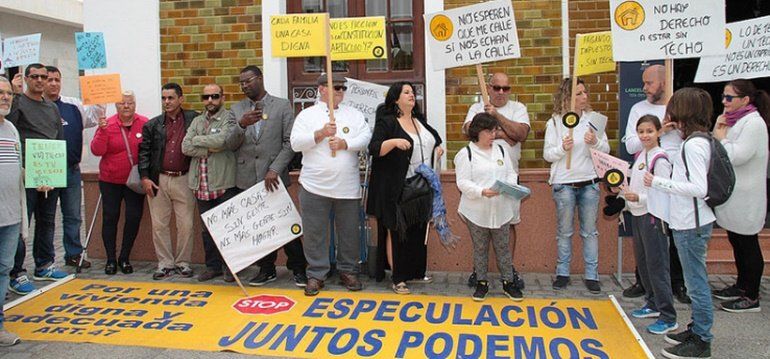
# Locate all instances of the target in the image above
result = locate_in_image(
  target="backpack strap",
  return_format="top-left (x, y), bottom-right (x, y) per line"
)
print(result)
top-left (465, 145), bottom-right (472, 162)
top-left (681, 132), bottom-right (710, 232)
top-left (498, 144), bottom-right (505, 158)
top-left (648, 152), bottom-right (669, 175)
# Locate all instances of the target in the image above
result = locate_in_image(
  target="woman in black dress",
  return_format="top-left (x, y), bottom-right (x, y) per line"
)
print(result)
top-left (367, 81), bottom-right (443, 294)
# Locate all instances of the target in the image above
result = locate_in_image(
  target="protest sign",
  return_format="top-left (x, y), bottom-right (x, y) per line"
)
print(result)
top-left (695, 16), bottom-right (770, 83)
top-left (24, 139), bottom-right (67, 188)
top-left (79, 74), bottom-right (123, 105)
top-left (6, 279), bottom-right (653, 358)
top-left (200, 178), bottom-right (303, 274)
top-left (590, 149), bottom-right (630, 187)
top-left (424, 0), bottom-right (521, 71)
top-left (330, 17), bottom-right (387, 61)
top-left (2, 34), bottom-right (41, 68)
top-left (609, 0), bottom-right (726, 61)
top-left (340, 78), bottom-right (388, 128)
top-left (75, 32), bottom-right (107, 70)
top-left (574, 31), bottom-right (615, 76)
top-left (270, 13), bottom-right (328, 57)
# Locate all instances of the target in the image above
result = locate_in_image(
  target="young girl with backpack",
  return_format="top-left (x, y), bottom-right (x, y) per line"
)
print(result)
top-left (622, 115), bottom-right (678, 336)
top-left (644, 88), bottom-right (715, 359)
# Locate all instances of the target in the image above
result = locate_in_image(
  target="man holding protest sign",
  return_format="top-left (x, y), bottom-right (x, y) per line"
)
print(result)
top-left (182, 83), bottom-right (238, 282)
top-left (138, 83), bottom-right (199, 281)
top-left (223, 65), bottom-right (307, 286)
top-left (290, 73), bottom-right (371, 296)
top-left (0, 75), bottom-right (23, 346)
top-left (462, 72), bottom-right (529, 289)
top-left (43, 66), bottom-right (102, 270)
top-left (7, 64), bottom-right (68, 296)
top-left (621, 64), bottom-right (688, 304)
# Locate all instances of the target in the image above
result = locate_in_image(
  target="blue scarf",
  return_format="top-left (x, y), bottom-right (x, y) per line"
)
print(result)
top-left (415, 163), bottom-right (459, 249)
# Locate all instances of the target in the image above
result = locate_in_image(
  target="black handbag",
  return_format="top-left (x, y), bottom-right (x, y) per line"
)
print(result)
top-left (395, 117), bottom-right (433, 236)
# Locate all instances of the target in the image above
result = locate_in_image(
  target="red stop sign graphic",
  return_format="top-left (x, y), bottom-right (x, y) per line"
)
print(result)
top-left (233, 294), bottom-right (296, 315)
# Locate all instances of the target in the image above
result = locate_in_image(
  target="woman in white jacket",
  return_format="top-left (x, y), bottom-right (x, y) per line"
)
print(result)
top-left (543, 78), bottom-right (609, 293)
top-left (711, 79), bottom-right (769, 313)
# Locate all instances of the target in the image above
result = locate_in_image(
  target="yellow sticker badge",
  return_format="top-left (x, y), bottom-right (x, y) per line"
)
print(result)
top-left (614, 1), bottom-right (645, 31)
top-left (605, 169), bottom-right (625, 187)
top-left (497, 159), bottom-right (504, 166)
top-left (342, 127), bottom-right (350, 134)
top-left (429, 14), bottom-right (453, 41)
top-left (562, 112), bottom-right (580, 129)
top-left (290, 224), bottom-right (302, 235)
top-left (725, 28), bottom-right (732, 48)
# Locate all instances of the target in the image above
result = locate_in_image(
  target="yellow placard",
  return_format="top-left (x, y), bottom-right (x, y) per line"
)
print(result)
top-left (6, 279), bottom-right (651, 358)
top-left (574, 31), bottom-right (615, 76)
top-left (330, 16), bottom-right (387, 60)
top-left (270, 13), bottom-right (328, 57)
top-left (79, 74), bottom-right (122, 105)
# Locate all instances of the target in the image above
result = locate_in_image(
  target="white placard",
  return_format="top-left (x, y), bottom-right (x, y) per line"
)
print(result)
top-left (200, 178), bottom-right (303, 274)
top-left (2, 34), bottom-right (42, 68)
top-left (340, 77), bottom-right (388, 129)
top-left (609, 0), bottom-right (725, 61)
top-left (424, 0), bottom-right (520, 71)
top-left (695, 16), bottom-right (770, 83)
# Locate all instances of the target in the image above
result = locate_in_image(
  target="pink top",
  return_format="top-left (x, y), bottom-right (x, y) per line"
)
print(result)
top-left (90, 114), bottom-right (149, 184)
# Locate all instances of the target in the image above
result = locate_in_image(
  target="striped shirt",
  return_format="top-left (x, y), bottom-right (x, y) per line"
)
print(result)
top-left (0, 120), bottom-right (22, 226)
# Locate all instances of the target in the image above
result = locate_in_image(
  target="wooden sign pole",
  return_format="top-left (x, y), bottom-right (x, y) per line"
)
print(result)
top-left (475, 64), bottom-right (490, 107)
top-left (324, 13), bottom-right (337, 157)
top-left (566, 73), bottom-right (578, 170)
top-left (664, 58), bottom-right (674, 104)
top-left (230, 271), bottom-right (250, 297)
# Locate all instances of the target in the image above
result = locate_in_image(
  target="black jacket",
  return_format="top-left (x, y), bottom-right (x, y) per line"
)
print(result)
top-left (138, 109), bottom-right (199, 183)
top-left (366, 110), bottom-right (442, 230)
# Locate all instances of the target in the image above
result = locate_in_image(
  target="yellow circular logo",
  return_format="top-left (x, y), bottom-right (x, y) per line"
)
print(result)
top-left (290, 224), bottom-right (302, 235)
top-left (262, 113), bottom-right (269, 120)
top-left (638, 163), bottom-right (646, 170)
top-left (605, 169), bottom-right (624, 187)
top-left (562, 112), bottom-right (580, 129)
top-left (725, 29), bottom-right (733, 48)
top-left (497, 159), bottom-right (504, 166)
top-left (614, 1), bottom-right (645, 31)
top-left (342, 127), bottom-right (350, 134)
top-left (430, 15), bottom-right (453, 41)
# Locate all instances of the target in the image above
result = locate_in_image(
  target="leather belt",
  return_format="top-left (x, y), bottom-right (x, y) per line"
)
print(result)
top-left (161, 170), bottom-right (187, 177)
top-left (566, 178), bottom-right (601, 188)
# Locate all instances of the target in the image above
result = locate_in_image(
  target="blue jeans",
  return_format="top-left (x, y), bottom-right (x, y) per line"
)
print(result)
top-left (0, 223), bottom-right (20, 329)
top-left (60, 165), bottom-right (84, 259)
top-left (672, 224), bottom-right (714, 343)
top-left (12, 188), bottom-right (60, 277)
top-left (552, 183), bottom-right (600, 280)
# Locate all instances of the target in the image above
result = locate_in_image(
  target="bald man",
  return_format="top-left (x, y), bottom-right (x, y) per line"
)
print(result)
top-left (463, 72), bottom-right (530, 290)
top-left (621, 64), bottom-right (688, 304)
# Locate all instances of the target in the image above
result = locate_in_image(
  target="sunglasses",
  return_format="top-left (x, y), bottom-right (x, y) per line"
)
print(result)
top-left (490, 85), bottom-right (511, 92)
top-left (239, 76), bottom-right (259, 86)
top-left (201, 94), bottom-right (222, 100)
top-left (27, 74), bottom-right (48, 80)
top-left (333, 85), bottom-right (347, 92)
top-left (722, 94), bottom-right (745, 102)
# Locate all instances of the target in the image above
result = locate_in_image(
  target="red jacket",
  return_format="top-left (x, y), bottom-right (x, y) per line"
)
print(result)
top-left (90, 114), bottom-right (149, 184)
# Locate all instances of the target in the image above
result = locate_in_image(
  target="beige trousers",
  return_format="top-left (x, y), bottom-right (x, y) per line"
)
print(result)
top-left (148, 174), bottom-right (196, 270)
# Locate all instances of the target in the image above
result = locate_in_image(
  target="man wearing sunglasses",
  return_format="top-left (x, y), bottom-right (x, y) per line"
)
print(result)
top-left (182, 84), bottom-right (237, 282)
top-left (138, 83), bottom-right (199, 281)
top-left (222, 65), bottom-right (307, 286)
top-left (620, 64), bottom-right (689, 305)
top-left (6, 63), bottom-right (69, 296)
top-left (290, 73), bottom-right (371, 296)
top-left (462, 72), bottom-right (530, 291)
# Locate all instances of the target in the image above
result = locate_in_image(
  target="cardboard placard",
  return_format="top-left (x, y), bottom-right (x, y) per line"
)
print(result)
top-left (330, 16), bottom-right (387, 61)
top-left (695, 16), bottom-right (770, 83)
top-left (574, 31), bottom-right (615, 76)
top-left (24, 139), bottom-right (67, 188)
top-left (424, 0), bottom-right (521, 70)
top-left (590, 149), bottom-right (630, 187)
top-left (79, 74), bottom-right (123, 105)
top-left (2, 34), bottom-right (41, 68)
top-left (340, 77), bottom-right (388, 129)
top-left (609, 0), bottom-right (726, 61)
top-left (75, 32), bottom-right (107, 70)
top-left (269, 13), bottom-right (328, 57)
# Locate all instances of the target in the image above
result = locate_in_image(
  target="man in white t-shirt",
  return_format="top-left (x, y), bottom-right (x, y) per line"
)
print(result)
top-left (462, 72), bottom-right (530, 289)
top-left (621, 64), bottom-right (688, 304)
top-left (290, 73), bottom-right (372, 297)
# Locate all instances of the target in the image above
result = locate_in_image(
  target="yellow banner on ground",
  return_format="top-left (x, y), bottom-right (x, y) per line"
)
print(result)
top-left (5, 279), bottom-right (650, 358)
top-left (574, 31), bottom-right (615, 76)
top-left (330, 16), bottom-right (387, 60)
top-left (270, 13), bottom-right (328, 57)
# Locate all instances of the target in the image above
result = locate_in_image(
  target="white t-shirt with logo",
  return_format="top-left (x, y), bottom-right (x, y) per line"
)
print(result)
top-left (464, 100), bottom-right (530, 173)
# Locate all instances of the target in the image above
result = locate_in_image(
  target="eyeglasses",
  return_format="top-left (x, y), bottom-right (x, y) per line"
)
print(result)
top-left (27, 74), bottom-right (48, 80)
top-left (490, 85), bottom-right (511, 92)
top-left (201, 94), bottom-right (222, 100)
top-left (722, 94), bottom-right (745, 102)
top-left (239, 76), bottom-right (260, 86)
top-left (332, 85), bottom-right (347, 92)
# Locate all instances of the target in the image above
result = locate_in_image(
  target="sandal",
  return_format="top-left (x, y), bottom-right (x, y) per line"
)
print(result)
top-left (392, 282), bottom-right (410, 295)
top-left (407, 275), bottom-right (433, 284)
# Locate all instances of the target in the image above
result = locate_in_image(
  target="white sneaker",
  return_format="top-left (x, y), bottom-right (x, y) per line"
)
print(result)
top-left (0, 330), bottom-right (20, 346)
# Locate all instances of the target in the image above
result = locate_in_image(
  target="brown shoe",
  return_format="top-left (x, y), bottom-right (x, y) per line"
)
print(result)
top-left (339, 272), bottom-right (363, 291)
top-left (305, 278), bottom-right (324, 296)
top-left (223, 269), bottom-right (235, 283)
